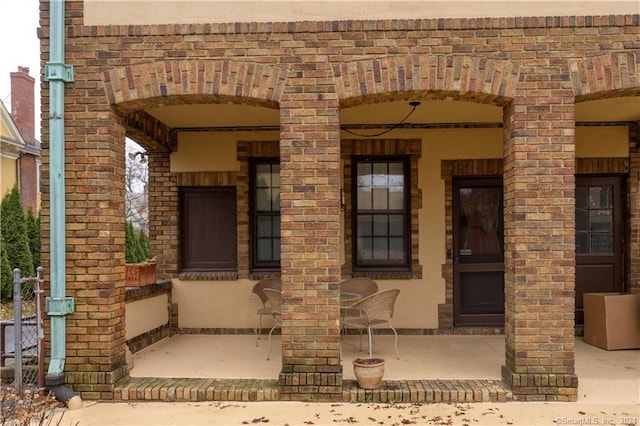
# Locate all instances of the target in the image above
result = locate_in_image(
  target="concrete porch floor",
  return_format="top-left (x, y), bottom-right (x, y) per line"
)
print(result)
top-left (116, 334), bottom-right (640, 405)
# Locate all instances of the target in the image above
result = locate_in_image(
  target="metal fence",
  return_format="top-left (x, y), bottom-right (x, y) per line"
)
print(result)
top-left (0, 267), bottom-right (45, 394)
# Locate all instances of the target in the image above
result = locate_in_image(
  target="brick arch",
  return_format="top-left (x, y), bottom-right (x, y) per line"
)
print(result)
top-left (103, 59), bottom-right (289, 111)
top-left (333, 55), bottom-right (519, 107)
top-left (569, 52), bottom-right (640, 100)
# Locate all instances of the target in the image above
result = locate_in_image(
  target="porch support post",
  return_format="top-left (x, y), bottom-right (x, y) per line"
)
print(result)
top-left (147, 151), bottom-right (179, 281)
top-left (278, 66), bottom-right (342, 402)
top-left (501, 90), bottom-right (579, 401)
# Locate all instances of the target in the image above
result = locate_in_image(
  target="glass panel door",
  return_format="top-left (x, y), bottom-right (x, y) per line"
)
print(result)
top-left (453, 178), bottom-right (504, 326)
top-left (575, 176), bottom-right (624, 325)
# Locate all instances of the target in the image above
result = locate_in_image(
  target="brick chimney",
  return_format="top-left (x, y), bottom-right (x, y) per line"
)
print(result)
top-left (10, 66), bottom-right (35, 145)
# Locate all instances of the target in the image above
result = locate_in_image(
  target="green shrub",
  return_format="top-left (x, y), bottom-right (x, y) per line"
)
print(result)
top-left (138, 227), bottom-right (150, 260)
top-left (1, 245), bottom-right (12, 301)
top-left (125, 221), bottom-right (147, 263)
top-left (26, 207), bottom-right (41, 273)
top-left (0, 186), bottom-right (34, 277)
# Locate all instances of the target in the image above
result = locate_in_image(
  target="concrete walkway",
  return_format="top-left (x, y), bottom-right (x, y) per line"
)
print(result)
top-left (51, 335), bottom-right (640, 425)
top-left (53, 399), bottom-right (639, 426)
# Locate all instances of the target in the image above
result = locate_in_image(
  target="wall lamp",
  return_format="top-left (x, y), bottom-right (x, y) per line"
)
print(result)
top-left (128, 151), bottom-right (149, 163)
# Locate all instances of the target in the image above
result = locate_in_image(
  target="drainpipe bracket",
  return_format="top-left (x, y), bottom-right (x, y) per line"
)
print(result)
top-left (45, 296), bottom-right (75, 316)
top-left (45, 63), bottom-right (75, 83)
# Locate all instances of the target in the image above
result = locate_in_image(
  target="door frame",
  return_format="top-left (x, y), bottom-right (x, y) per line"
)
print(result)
top-left (452, 177), bottom-right (505, 327)
top-left (575, 174), bottom-right (626, 325)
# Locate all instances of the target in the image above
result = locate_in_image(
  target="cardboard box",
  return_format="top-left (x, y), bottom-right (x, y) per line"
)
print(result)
top-left (583, 292), bottom-right (640, 350)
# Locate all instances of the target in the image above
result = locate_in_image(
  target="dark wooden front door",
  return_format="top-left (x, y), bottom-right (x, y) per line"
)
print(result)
top-left (575, 176), bottom-right (624, 324)
top-left (453, 178), bottom-right (504, 326)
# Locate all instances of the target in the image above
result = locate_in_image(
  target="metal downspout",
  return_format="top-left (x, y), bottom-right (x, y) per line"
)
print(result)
top-left (44, 0), bottom-right (80, 409)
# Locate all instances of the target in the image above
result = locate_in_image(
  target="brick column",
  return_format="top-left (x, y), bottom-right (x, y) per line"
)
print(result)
top-left (147, 151), bottom-right (179, 279)
top-left (501, 93), bottom-right (578, 401)
top-left (59, 114), bottom-right (129, 399)
top-left (278, 67), bottom-right (342, 401)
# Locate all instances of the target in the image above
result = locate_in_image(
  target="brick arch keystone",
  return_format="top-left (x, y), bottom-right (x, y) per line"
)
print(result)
top-left (569, 52), bottom-right (640, 100)
top-left (103, 59), bottom-right (289, 110)
top-left (333, 55), bottom-right (520, 106)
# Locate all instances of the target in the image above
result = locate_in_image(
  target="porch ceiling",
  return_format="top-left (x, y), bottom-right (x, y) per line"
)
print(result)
top-left (124, 97), bottom-right (639, 151)
top-left (139, 97), bottom-right (638, 133)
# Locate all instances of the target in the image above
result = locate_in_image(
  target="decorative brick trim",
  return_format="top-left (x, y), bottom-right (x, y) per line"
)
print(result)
top-left (176, 171), bottom-right (238, 186)
top-left (70, 16), bottom-right (640, 39)
top-left (126, 324), bottom-right (171, 354)
top-left (66, 365), bottom-right (129, 400)
top-left (439, 159), bottom-right (503, 328)
top-left (103, 60), bottom-right (287, 108)
top-left (576, 158), bottom-right (629, 174)
top-left (170, 303), bottom-right (179, 332)
top-left (335, 56), bottom-right (519, 103)
top-left (121, 110), bottom-right (172, 153)
top-left (112, 377), bottom-right (512, 403)
top-left (343, 379), bottom-right (511, 403)
top-left (278, 372), bottom-right (343, 402)
top-left (124, 280), bottom-right (171, 303)
top-left (502, 366), bottom-right (578, 402)
top-left (114, 377), bottom-right (280, 401)
top-left (178, 328), bottom-right (255, 335)
top-left (178, 272), bottom-right (238, 281)
top-left (569, 53), bottom-right (640, 99)
top-left (341, 139), bottom-right (422, 279)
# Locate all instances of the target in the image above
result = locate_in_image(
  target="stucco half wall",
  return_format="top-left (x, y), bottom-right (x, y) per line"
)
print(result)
top-left (126, 293), bottom-right (170, 340)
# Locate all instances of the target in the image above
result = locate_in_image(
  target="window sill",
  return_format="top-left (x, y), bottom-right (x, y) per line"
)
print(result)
top-left (350, 270), bottom-right (414, 280)
top-left (178, 271), bottom-right (238, 281)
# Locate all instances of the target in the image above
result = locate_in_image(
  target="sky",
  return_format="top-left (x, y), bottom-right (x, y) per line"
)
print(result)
top-left (1, 0), bottom-right (41, 139)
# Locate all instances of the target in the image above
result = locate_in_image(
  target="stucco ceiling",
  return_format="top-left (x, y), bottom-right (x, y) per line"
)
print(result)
top-left (145, 97), bottom-right (639, 129)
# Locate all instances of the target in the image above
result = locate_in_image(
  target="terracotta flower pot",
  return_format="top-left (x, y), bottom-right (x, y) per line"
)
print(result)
top-left (125, 262), bottom-right (157, 287)
top-left (353, 357), bottom-right (385, 389)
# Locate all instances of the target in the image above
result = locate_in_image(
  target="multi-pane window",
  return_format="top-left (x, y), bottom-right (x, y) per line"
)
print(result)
top-left (576, 185), bottom-right (614, 254)
top-left (251, 161), bottom-right (281, 270)
top-left (353, 158), bottom-right (409, 270)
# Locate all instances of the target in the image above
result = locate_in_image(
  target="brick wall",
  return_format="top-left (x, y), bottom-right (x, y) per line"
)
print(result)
top-left (38, 0), bottom-right (639, 400)
top-left (10, 66), bottom-right (35, 144)
top-left (11, 66), bottom-right (39, 212)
